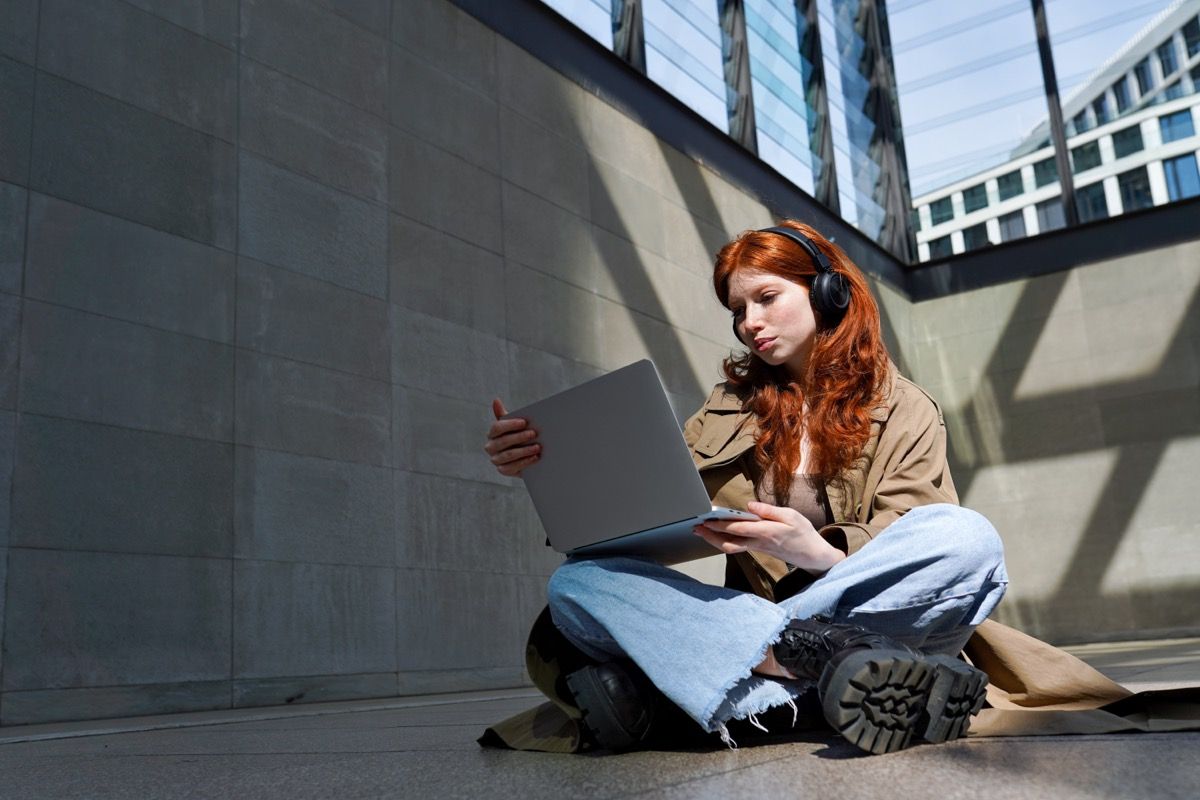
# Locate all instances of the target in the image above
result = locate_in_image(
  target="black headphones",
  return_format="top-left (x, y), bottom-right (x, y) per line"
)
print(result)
top-left (757, 226), bottom-right (850, 323)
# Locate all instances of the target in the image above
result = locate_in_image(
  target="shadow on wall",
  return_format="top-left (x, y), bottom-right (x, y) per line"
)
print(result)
top-left (919, 265), bottom-right (1200, 642)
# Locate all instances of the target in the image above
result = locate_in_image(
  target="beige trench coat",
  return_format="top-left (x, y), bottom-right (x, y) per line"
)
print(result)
top-left (481, 369), bottom-right (1199, 752)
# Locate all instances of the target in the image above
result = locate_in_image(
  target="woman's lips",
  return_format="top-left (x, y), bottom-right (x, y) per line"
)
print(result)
top-left (755, 337), bottom-right (775, 351)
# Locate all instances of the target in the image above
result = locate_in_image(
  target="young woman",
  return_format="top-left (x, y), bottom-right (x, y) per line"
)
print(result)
top-left (484, 221), bottom-right (1008, 755)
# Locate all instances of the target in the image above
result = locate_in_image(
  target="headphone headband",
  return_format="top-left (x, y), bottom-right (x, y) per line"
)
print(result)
top-left (756, 226), bottom-right (833, 274)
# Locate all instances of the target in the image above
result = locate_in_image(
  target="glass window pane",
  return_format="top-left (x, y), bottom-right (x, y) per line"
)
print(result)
top-left (1091, 95), bottom-right (1111, 126)
top-left (1133, 58), bottom-right (1154, 96)
top-left (962, 221), bottom-right (991, 251)
top-left (1157, 40), bottom-right (1178, 78)
top-left (1111, 125), bottom-right (1144, 159)
top-left (1184, 17), bottom-right (1200, 58)
top-left (539, 0), bottom-right (614, 49)
top-left (997, 169), bottom-right (1024, 201)
top-left (998, 209), bottom-right (1026, 241)
top-left (962, 183), bottom-right (988, 213)
top-left (1162, 81), bottom-right (1185, 102)
top-left (1034, 157), bottom-right (1058, 188)
top-left (744, 0), bottom-right (816, 195)
top-left (1112, 78), bottom-right (1132, 113)
top-left (1075, 182), bottom-right (1108, 223)
top-left (1164, 154), bottom-right (1200, 201)
top-left (1118, 166), bottom-right (1154, 212)
top-left (1036, 197), bottom-right (1065, 232)
top-left (927, 234), bottom-right (953, 258)
top-left (1070, 140), bottom-right (1101, 173)
top-left (1160, 109), bottom-right (1196, 143)
top-left (929, 196), bottom-right (954, 225)
top-left (643, 0), bottom-right (727, 133)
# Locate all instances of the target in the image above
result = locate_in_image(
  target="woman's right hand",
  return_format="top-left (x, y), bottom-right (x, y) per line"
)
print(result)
top-left (484, 398), bottom-right (541, 477)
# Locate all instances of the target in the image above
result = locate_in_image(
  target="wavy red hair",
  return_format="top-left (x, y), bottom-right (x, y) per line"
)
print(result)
top-left (713, 220), bottom-right (890, 502)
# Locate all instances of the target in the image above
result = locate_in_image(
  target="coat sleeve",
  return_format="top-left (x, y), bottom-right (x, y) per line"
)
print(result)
top-left (820, 386), bottom-right (958, 558)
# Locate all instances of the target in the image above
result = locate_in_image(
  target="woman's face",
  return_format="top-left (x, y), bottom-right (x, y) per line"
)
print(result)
top-left (727, 268), bottom-right (818, 377)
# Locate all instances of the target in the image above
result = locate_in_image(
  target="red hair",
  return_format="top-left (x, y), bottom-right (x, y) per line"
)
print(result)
top-left (713, 220), bottom-right (889, 502)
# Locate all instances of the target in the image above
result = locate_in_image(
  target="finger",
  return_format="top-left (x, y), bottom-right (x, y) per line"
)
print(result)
top-left (484, 428), bottom-right (538, 456)
top-left (485, 418), bottom-right (529, 446)
top-left (701, 519), bottom-right (763, 539)
top-left (491, 443), bottom-right (541, 465)
top-left (692, 524), bottom-right (751, 554)
top-left (498, 454), bottom-right (539, 476)
top-left (746, 500), bottom-right (791, 521)
top-left (492, 398), bottom-right (509, 420)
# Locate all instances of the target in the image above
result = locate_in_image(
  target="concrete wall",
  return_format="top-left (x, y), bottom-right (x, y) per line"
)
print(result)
top-left (898, 242), bottom-right (1200, 643)
top-left (0, 0), bottom-right (1195, 727)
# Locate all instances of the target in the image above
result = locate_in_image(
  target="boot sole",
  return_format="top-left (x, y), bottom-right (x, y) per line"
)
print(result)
top-left (565, 666), bottom-right (642, 751)
top-left (819, 650), bottom-right (988, 755)
top-left (920, 654), bottom-right (989, 744)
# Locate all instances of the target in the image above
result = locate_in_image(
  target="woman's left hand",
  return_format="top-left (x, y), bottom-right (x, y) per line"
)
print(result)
top-left (693, 500), bottom-right (847, 575)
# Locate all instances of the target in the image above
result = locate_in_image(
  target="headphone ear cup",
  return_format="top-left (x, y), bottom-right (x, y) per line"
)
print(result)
top-left (810, 271), bottom-right (851, 322)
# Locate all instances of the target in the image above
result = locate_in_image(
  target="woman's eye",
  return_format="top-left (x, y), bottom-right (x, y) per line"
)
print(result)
top-left (760, 294), bottom-right (775, 304)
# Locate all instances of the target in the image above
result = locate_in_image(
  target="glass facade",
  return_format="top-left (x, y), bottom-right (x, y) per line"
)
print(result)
top-left (539, 0), bottom-right (1200, 265)
top-left (644, 0), bottom-right (727, 132)
top-left (743, 0), bottom-right (817, 194)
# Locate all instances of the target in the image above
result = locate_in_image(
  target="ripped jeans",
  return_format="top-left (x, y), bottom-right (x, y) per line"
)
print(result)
top-left (546, 503), bottom-right (1008, 743)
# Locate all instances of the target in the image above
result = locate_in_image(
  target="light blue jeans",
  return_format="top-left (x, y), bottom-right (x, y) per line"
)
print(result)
top-left (546, 503), bottom-right (1008, 743)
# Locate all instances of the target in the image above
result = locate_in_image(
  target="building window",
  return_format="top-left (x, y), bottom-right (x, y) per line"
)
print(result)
top-left (1033, 157), bottom-right (1058, 188)
top-left (929, 196), bottom-right (953, 225)
top-left (997, 170), bottom-right (1024, 201)
top-left (1157, 40), bottom-right (1178, 77)
top-left (1069, 109), bottom-right (1089, 136)
top-left (1112, 77), bottom-right (1131, 113)
top-left (1118, 166), bottom-right (1154, 212)
top-left (962, 183), bottom-right (988, 213)
top-left (1162, 81), bottom-right (1185, 102)
top-left (1036, 198), bottom-right (1065, 232)
top-left (1112, 125), bottom-right (1144, 159)
top-left (1071, 141), bottom-right (1101, 173)
top-left (1163, 154), bottom-right (1200, 201)
top-left (962, 222), bottom-right (990, 251)
top-left (1075, 183), bottom-right (1108, 223)
top-left (998, 210), bottom-right (1026, 242)
top-left (1160, 109), bottom-right (1196, 143)
top-left (927, 235), bottom-right (953, 259)
top-left (1184, 17), bottom-right (1200, 58)
top-left (1092, 95), bottom-right (1111, 126)
top-left (1133, 58), bottom-right (1154, 96)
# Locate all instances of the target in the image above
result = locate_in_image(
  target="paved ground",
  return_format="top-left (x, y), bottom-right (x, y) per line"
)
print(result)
top-left (1, 638), bottom-right (1197, 799)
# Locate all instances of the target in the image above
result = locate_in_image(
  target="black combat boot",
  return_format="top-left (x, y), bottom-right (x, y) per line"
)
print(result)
top-left (564, 660), bottom-right (662, 751)
top-left (773, 617), bottom-right (989, 755)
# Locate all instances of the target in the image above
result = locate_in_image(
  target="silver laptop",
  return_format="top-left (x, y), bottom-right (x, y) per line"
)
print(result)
top-left (505, 359), bottom-right (758, 564)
